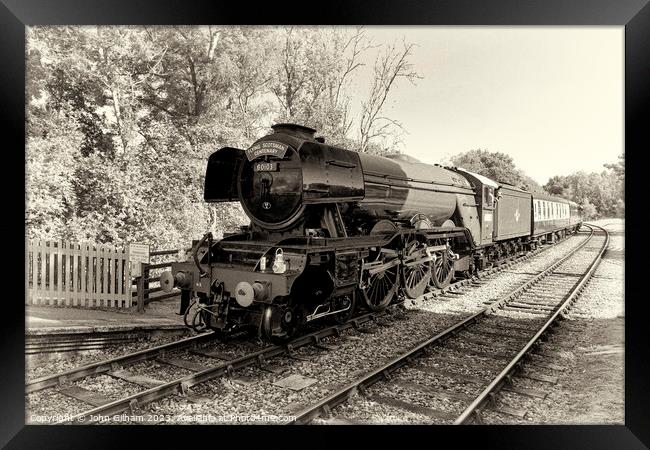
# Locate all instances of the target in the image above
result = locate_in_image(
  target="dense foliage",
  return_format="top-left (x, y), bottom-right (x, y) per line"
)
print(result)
top-left (544, 154), bottom-right (625, 219)
top-left (26, 26), bottom-right (623, 249)
top-left (450, 150), bottom-right (624, 219)
top-left (449, 149), bottom-right (543, 193)
top-left (26, 26), bottom-right (419, 248)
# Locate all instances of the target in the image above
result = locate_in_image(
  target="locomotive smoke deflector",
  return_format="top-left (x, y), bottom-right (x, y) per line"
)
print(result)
top-left (204, 147), bottom-right (245, 202)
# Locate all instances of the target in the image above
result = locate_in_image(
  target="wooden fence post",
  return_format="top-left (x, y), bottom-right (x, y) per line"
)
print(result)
top-left (143, 263), bottom-right (150, 307)
top-left (136, 269), bottom-right (145, 313)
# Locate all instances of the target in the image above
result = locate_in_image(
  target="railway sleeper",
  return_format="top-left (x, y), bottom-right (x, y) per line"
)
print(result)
top-left (368, 394), bottom-right (457, 421)
top-left (412, 365), bottom-right (486, 384)
top-left (456, 334), bottom-right (521, 352)
top-left (519, 371), bottom-right (559, 384)
top-left (499, 306), bottom-right (549, 315)
top-left (507, 301), bottom-right (556, 312)
top-left (394, 380), bottom-right (472, 403)
top-left (58, 385), bottom-right (114, 408)
top-left (441, 343), bottom-right (512, 362)
top-left (490, 403), bottom-right (528, 419)
top-left (108, 369), bottom-right (166, 388)
top-left (501, 384), bottom-right (548, 399)
top-left (526, 359), bottom-right (566, 372)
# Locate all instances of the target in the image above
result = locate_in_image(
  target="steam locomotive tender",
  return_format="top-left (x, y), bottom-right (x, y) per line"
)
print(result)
top-left (161, 124), bottom-right (582, 340)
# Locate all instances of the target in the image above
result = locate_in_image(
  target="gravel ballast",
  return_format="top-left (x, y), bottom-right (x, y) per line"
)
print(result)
top-left (26, 223), bottom-right (622, 425)
top-left (123, 232), bottom-right (596, 424)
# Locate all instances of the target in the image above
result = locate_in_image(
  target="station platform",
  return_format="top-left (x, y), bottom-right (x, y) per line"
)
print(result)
top-left (26, 300), bottom-right (185, 335)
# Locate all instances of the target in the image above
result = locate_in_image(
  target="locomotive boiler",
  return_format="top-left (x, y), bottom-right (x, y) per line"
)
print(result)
top-left (160, 123), bottom-right (582, 341)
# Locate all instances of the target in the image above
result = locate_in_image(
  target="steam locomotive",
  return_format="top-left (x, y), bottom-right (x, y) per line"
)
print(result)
top-left (160, 124), bottom-right (582, 340)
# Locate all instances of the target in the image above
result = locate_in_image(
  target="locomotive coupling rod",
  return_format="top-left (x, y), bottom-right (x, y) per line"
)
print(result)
top-left (366, 259), bottom-right (401, 276)
top-left (403, 256), bottom-right (435, 268)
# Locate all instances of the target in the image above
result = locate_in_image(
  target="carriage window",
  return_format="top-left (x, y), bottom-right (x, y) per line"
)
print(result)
top-left (534, 201), bottom-right (538, 220)
top-left (483, 186), bottom-right (495, 208)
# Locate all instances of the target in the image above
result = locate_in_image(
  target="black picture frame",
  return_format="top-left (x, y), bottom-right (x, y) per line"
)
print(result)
top-left (2, 0), bottom-right (647, 448)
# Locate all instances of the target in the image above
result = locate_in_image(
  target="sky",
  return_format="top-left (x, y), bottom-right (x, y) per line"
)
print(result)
top-left (346, 27), bottom-right (623, 185)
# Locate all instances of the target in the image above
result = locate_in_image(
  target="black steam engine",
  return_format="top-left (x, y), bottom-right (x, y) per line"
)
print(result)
top-left (161, 124), bottom-right (582, 341)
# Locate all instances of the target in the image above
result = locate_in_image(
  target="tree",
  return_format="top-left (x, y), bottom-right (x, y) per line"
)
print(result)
top-left (544, 175), bottom-right (570, 196)
top-left (542, 154), bottom-right (625, 219)
top-left (26, 26), bottom-right (425, 248)
top-left (27, 26), bottom-right (253, 247)
top-left (579, 198), bottom-right (598, 219)
top-left (604, 153), bottom-right (624, 180)
top-left (26, 103), bottom-right (82, 240)
top-left (269, 27), bottom-right (372, 148)
top-left (450, 149), bottom-right (534, 189)
top-left (358, 39), bottom-right (421, 154)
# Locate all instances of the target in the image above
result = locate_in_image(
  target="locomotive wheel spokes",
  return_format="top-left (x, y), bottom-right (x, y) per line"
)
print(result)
top-left (360, 247), bottom-right (399, 310)
top-left (432, 241), bottom-right (455, 289)
top-left (401, 233), bottom-right (432, 299)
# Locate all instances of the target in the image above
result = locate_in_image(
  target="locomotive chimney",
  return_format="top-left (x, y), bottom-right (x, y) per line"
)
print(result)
top-left (271, 123), bottom-right (317, 141)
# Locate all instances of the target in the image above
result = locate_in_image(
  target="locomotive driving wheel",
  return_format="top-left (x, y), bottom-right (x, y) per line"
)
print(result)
top-left (401, 232), bottom-right (432, 299)
top-left (360, 245), bottom-right (400, 310)
top-left (431, 240), bottom-right (455, 289)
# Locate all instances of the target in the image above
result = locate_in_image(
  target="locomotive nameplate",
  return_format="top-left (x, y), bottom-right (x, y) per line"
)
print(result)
top-left (253, 162), bottom-right (278, 172)
top-left (245, 141), bottom-right (289, 161)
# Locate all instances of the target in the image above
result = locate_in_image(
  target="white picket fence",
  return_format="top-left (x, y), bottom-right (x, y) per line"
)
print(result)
top-left (26, 239), bottom-right (133, 308)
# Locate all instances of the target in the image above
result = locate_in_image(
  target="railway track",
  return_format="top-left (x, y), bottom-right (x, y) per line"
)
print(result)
top-left (26, 326), bottom-right (191, 366)
top-left (25, 229), bottom-right (585, 425)
top-left (287, 224), bottom-right (608, 424)
top-left (27, 307), bottom-right (404, 424)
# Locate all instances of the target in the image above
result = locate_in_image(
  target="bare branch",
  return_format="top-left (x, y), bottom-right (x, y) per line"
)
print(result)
top-left (358, 39), bottom-right (421, 153)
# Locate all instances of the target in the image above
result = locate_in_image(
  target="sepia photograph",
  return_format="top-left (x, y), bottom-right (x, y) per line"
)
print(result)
top-left (24, 24), bottom-right (626, 427)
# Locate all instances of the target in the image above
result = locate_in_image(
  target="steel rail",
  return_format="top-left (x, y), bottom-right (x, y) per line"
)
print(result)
top-left (31, 227), bottom-right (584, 423)
top-left (26, 331), bottom-right (217, 393)
top-left (287, 226), bottom-right (596, 424)
top-left (29, 228), bottom-right (563, 393)
top-left (485, 226), bottom-right (595, 312)
top-left (454, 224), bottom-right (609, 424)
top-left (57, 309), bottom-right (389, 424)
top-left (422, 233), bottom-right (571, 301)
